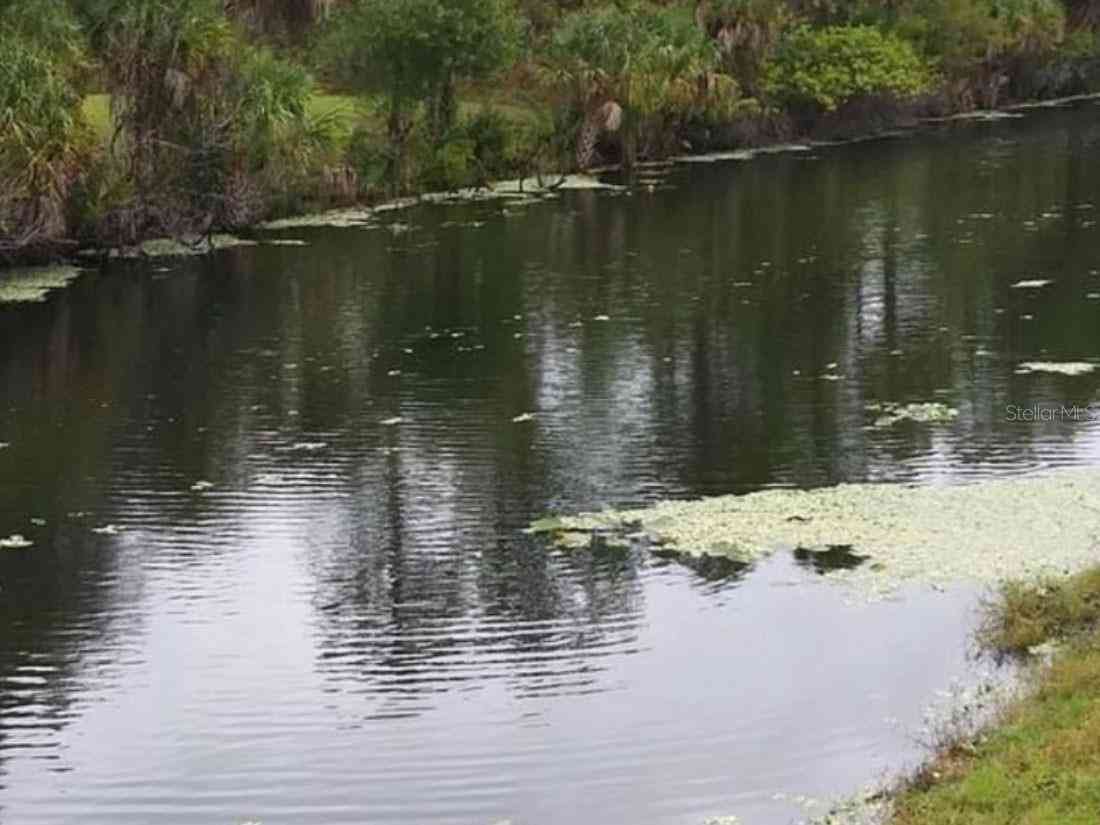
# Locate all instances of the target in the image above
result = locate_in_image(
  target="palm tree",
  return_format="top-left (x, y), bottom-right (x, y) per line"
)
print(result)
top-left (543, 4), bottom-right (739, 169)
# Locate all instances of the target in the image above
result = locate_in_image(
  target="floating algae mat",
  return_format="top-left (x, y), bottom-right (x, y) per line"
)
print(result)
top-left (257, 175), bottom-right (621, 230)
top-left (0, 265), bottom-right (83, 303)
top-left (866, 401), bottom-right (958, 427)
top-left (117, 234), bottom-right (258, 258)
top-left (531, 468), bottom-right (1100, 590)
top-left (1014, 361), bottom-right (1096, 376)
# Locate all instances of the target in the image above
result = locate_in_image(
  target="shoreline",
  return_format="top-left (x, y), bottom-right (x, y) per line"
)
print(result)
top-left (3, 89), bottom-right (1100, 278)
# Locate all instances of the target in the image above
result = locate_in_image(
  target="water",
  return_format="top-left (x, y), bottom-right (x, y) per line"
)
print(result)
top-left (2, 103), bottom-right (1100, 825)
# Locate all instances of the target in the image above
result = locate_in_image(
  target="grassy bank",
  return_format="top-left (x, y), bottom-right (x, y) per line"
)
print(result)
top-left (889, 568), bottom-right (1100, 825)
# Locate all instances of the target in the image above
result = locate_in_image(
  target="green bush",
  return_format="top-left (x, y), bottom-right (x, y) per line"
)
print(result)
top-left (542, 2), bottom-right (742, 166)
top-left (417, 135), bottom-right (477, 191)
top-left (897, 0), bottom-right (1065, 106)
top-left (346, 125), bottom-right (393, 195)
top-left (764, 24), bottom-right (934, 111)
top-left (0, 2), bottom-right (90, 258)
top-left (464, 109), bottom-right (511, 179)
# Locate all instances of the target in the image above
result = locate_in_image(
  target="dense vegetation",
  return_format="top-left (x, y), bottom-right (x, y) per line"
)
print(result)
top-left (4, 0), bottom-right (1100, 261)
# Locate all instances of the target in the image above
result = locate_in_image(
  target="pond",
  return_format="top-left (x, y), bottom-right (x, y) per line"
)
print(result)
top-left (1, 103), bottom-right (1100, 825)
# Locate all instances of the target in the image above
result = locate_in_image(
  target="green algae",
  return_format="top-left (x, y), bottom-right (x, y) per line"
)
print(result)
top-left (533, 468), bottom-right (1100, 591)
top-left (1014, 361), bottom-right (1096, 376)
top-left (260, 209), bottom-right (376, 230)
top-left (867, 402), bottom-right (959, 428)
top-left (0, 265), bottom-right (83, 303)
top-left (256, 175), bottom-right (621, 231)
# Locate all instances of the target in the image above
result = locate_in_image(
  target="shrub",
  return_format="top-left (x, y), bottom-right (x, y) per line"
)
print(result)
top-left (699, 0), bottom-right (794, 95)
top-left (0, 2), bottom-right (91, 259)
top-left (898, 0), bottom-right (1065, 107)
top-left (346, 124), bottom-right (395, 197)
top-left (319, 0), bottom-right (520, 192)
top-left (542, 3), bottom-right (742, 167)
top-left (417, 135), bottom-right (477, 191)
top-left (764, 24), bottom-right (934, 111)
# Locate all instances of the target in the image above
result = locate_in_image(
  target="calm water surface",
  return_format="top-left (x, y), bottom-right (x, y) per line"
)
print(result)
top-left (2, 104), bottom-right (1100, 825)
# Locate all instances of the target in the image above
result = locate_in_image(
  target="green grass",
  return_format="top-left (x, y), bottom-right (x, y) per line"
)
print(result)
top-left (982, 567), bottom-right (1100, 655)
top-left (81, 93), bottom-right (111, 135)
top-left (891, 568), bottom-right (1100, 825)
top-left (82, 92), bottom-right (364, 138)
top-left (81, 89), bottom-right (541, 149)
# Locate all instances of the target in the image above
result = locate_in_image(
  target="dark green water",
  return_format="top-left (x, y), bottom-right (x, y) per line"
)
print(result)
top-left (1, 104), bottom-right (1099, 825)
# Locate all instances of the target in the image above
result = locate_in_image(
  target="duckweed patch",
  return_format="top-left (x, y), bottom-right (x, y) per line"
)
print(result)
top-left (867, 402), bottom-right (959, 427)
top-left (533, 468), bottom-right (1100, 592)
top-left (109, 235), bottom-right (258, 258)
top-left (255, 175), bottom-right (620, 231)
top-left (0, 265), bottom-right (83, 303)
top-left (1015, 361), bottom-right (1096, 376)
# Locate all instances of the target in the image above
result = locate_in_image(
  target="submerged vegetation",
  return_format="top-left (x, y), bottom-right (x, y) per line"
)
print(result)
top-left (5, 0), bottom-right (1100, 261)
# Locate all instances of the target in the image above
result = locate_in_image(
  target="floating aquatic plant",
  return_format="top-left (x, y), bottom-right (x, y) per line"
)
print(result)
top-left (260, 208), bottom-right (376, 230)
top-left (113, 235), bottom-right (257, 258)
top-left (868, 402), bottom-right (958, 427)
top-left (278, 442), bottom-right (328, 452)
top-left (1014, 361), bottom-right (1096, 376)
top-left (530, 468), bottom-right (1100, 592)
top-left (0, 265), bottom-right (83, 303)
